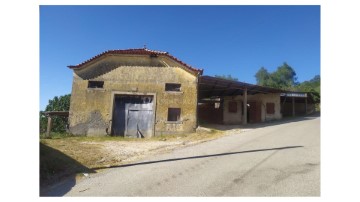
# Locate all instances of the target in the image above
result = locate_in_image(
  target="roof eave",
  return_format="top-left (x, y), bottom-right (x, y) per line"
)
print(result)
top-left (67, 49), bottom-right (204, 74)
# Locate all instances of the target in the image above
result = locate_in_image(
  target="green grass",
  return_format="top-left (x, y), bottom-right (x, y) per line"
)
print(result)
top-left (40, 129), bottom-right (221, 142)
top-left (40, 133), bottom-right (145, 141)
top-left (40, 132), bottom-right (75, 139)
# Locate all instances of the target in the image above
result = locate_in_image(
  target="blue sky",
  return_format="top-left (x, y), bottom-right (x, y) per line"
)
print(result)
top-left (40, 5), bottom-right (320, 110)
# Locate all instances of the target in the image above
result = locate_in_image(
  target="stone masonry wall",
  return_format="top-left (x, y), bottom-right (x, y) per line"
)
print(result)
top-left (69, 62), bottom-right (198, 136)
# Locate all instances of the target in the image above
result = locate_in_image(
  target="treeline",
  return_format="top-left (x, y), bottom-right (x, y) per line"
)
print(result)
top-left (255, 62), bottom-right (320, 103)
top-left (215, 62), bottom-right (320, 103)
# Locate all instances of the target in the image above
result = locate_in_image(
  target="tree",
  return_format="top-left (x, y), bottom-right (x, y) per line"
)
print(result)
top-left (296, 75), bottom-right (320, 93)
top-left (296, 75), bottom-right (321, 103)
top-left (214, 74), bottom-right (239, 81)
top-left (255, 64), bottom-right (320, 104)
top-left (255, 62), bottom-right (298, 90)
top-left (255, 67), bottom-right (270, 86)
top-left (40, 94), bottom-right (71, 134)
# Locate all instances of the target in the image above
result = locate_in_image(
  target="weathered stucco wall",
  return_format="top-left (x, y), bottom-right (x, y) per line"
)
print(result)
top-left (223, 99), bottom-right (242, 124)
top-left (69, 55), bottom-right (198, 136)
top-left (223, 93), bottom-right (282, 124)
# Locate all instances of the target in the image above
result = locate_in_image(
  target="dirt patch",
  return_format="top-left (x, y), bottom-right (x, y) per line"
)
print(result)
top-left (41, 137), bottom-right (214, 170)
top-left (41, 129), bottom-right (228, 168)
top-left (80, 141), bottom-right (186, 168)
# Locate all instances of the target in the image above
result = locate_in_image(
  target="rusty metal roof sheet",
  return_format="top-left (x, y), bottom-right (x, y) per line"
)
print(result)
top-left (198, 75), bottom-right (287, 98)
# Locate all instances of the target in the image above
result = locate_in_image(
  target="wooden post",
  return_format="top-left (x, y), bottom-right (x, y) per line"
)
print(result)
top-left (292, 97), bottom-right (295, 117)
top-left (242, 88), bottom-right (248, 125)
top-left (305, 94), bottom-right (308, 115)
top-left (46, 115), bottom-right (52, 138)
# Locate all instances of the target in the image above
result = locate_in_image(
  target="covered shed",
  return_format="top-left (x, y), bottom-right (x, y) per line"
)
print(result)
top-left (197, 76), bottom-right (311, 125)
top-left (280, 92), bottom-right (318, 117)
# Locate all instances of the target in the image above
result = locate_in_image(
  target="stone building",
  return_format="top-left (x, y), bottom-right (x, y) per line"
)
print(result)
top-left (68, 48), bottom-right (203, 137)
top-left (68, 48), bottom-right (314, 137)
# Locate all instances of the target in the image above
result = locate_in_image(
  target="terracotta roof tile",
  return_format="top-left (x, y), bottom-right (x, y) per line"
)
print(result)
top-left (68, 48), bottom-right (203, 75)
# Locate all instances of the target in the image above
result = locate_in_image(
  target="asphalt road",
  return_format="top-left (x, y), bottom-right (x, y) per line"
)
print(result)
top-left (63, 114), bottom-right (320, 196)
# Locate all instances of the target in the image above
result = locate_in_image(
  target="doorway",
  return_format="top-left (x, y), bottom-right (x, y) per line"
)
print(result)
top-left (111, 95), bottom-right (154, 137)
top-left (248, 101), bottom-right (261, 123)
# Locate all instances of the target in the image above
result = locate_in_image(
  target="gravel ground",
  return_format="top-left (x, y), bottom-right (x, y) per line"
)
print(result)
top-left (87, 130), bottom-right (248, 168)
top-left (41, 130), bottom-right (229, 171)
top-left (86, 140), bottom-right (193, 167)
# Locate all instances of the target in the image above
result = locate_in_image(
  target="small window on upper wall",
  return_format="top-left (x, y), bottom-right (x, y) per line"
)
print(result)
top-left (228, 101), bottom-right (237, 113)
top-left (168, 108), bottom-right (181, 121)
top-left (266, 103), bottom-right (275, 114)
top-left (88, 81), bottom-right (104, 89)
top-left (165, 83), bottom-right (181, 92)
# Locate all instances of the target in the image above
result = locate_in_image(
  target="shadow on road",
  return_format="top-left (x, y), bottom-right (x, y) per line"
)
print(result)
top-left (40, 143), bottom-right (95, 197)
top-left (202, 112), bottom-right (320, 131)
top-left (93, 145), bottom-right (303, 170)
top-left (43, 145), bottom-right (304, 196)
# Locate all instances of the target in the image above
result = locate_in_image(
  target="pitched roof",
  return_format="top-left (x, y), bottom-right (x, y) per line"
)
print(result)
top-left (68, 48), bottom-right (203, 75)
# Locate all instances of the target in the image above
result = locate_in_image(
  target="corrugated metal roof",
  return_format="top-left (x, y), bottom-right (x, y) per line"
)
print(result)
top-left (198, 75), bottom-right (287, 98)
